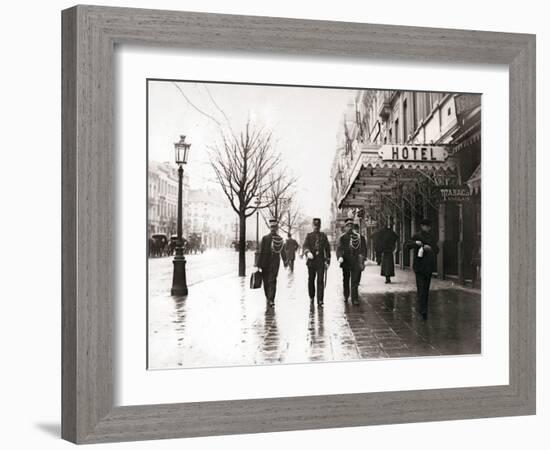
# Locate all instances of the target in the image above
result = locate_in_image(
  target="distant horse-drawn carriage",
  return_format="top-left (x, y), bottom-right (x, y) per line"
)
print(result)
top-left (149, 233), bottom-right (187, 258)
top-left (148, 234), bottom-right (168, 257)
top-left (185, 232), bottom-right (203, 254)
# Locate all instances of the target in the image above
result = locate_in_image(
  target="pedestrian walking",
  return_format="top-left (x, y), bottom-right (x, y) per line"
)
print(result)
top-left (404, 218), bottom-right (439, 320)
top-left (336, 219), bottom-right (367, 305)
top-left (303, 218), bottom-right (331, 307)
top-left (372, 227), bottom-right (384, 265)
top-left (283, 233), bottom-right (299, 272)
top-left (256, 218), bottom-right (285, 308)
top-left (379, 221), bottom-right (399, 284)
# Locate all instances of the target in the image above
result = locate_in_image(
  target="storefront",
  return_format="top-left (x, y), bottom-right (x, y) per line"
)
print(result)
top-left (337, 143), bottom-right (475, 283)
top-left (332, 91), bottom-right (481, 286)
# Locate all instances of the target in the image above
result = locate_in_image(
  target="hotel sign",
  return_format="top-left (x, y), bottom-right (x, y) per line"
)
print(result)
top-left (378, 145), bottom-right (449, 162)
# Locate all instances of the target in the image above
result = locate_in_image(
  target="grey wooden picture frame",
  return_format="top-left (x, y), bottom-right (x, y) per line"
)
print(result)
top-left (61, 5), bottom-right (536, 444)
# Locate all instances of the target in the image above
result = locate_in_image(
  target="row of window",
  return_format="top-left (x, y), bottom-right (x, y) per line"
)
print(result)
top-left (148, 174), bottom-right (180, 198)
top-left (152, 202), bottom-right (177, 220)
top-left (362, 91), bottom-right (447, 145)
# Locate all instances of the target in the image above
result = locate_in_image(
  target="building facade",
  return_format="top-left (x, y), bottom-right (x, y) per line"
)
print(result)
top-left (187, 188), bottom-right (235, 248)
top-left (332, 90), bottom-right (481, 287)
top-left (148, 161), bottom-right (190, 237)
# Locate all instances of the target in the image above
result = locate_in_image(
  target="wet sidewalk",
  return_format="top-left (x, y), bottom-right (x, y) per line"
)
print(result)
top-left (148, 250), bottom-right (481, 369)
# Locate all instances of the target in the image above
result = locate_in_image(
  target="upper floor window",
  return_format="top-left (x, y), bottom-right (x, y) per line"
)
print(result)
top-left (394, 118), bottom-right (399, 144)
top-left (412, 92), bottom-right (419, 131)
top-left (403, 99), bottom-right (408, 142)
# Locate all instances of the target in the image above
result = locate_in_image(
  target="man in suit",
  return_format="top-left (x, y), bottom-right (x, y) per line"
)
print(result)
top-left (404, 218), bottom-right (439, 320)
top-left (337, 219), bottom-right (368, 305)
top-left (303, 218), bottom-right (331, 307)
top-left (283, 233), bottom-right (299, 272)
top-left (256, 218), bottom-right (285, 308)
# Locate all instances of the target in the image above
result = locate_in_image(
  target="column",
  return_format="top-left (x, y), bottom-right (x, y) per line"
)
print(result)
top-left (400, 197), bottom-right (405, 269)
top-left (399, 95), bottom-right (405, 143)
top-left (458, 202), bottom-right (464, 284)
top-left (437, 202), bottom-right (446, 280)
top-left (457, 164), bottom-right (464, 284)
top-left (410, 198), bottom-right (416, 270)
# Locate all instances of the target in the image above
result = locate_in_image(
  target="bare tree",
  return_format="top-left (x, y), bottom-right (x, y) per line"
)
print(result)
top-left (261, 193), bottom-right (302, 238)
top-left (280, 199), bottom-right (301, 236)
top-left (209, 120), bottom-right (283, 276)
top-left (261, 170), bottom-right (297, 231)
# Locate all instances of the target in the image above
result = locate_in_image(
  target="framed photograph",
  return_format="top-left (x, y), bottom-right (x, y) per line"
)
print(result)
top-left (62, 5), bottom-right (536, 444)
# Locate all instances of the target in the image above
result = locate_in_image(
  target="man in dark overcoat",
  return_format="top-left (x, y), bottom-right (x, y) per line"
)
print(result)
top-left (379, 223), bottom-right (399, 284)
top-left (256, 218), bottom-right (285, 308)
top-left (372, 227), bottom-right (384, 265)
top-left (336, 219), bottom-right (367, 305)
top-left (282, 233), bottom-right (299, 272)
top-left (404, 218), bottom-right (439, 320)
top-left (303, 218), bottom-right (331, 307)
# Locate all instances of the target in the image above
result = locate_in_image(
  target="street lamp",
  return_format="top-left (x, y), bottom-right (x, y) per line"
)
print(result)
top-left (171, 135), bottom-right (191, 296)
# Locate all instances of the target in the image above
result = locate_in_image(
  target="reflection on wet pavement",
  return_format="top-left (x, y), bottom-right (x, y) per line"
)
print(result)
top-left (148, 250), bottom-right (481, 369)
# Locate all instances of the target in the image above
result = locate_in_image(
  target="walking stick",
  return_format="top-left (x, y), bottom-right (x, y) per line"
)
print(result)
top-left (323, 264), bottom-right (328, 287)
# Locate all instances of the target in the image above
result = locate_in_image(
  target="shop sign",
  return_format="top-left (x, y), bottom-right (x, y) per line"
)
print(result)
top-left (439, 184), bottom-right (472, 202)
top-left (379, 145), bottom-right (448, 162)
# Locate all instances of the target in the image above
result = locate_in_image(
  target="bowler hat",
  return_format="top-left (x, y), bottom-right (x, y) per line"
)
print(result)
top-left (419, 218), bottom-right (432, 226)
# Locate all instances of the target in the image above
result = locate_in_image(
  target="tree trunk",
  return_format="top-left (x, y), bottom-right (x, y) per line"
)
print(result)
top-left (238, 212), bottom-right (247, 276)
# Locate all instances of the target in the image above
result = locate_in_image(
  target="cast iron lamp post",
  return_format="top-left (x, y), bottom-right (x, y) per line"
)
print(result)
top-left (171, 135), bottom-right (191, 296)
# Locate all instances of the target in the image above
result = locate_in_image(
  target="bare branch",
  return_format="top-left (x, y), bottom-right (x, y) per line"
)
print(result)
top-left (172, 82), bottom-right (224, 128)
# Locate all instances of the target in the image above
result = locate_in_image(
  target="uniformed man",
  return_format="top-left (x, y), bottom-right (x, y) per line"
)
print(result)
top-left (256, 218), bottom-right (285, 308)
top-left (337, 219), bottom-right (367, 305)
top-left (303, 218), bottom-right (331, 307)
top-left (283, 233), bottom-right (299, 272)
top-left (404, 218), bottom-right (439, 320)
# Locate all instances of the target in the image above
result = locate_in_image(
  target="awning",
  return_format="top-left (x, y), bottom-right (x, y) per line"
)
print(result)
top-left (452, 128), bottom-right (481, 154)
top-left (338, 146), bottom-right (457, 209)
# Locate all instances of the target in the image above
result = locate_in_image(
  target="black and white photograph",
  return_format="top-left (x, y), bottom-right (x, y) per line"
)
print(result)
top-left (147, 80), bottom-right (482, 370)
top-left (2, 0), bottom-right (545, 447)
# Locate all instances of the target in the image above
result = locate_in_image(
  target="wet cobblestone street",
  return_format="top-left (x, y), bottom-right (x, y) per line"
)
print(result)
top-left (148, 250), bottom-right (481, 369)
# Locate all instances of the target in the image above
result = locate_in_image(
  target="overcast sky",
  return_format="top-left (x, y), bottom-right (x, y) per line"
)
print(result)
top-left (148, 80), bottom-right (357, 226)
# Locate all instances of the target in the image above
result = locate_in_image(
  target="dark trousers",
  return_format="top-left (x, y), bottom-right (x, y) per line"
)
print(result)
top-left (342, 266), bottom-right (362, 302)
top-left (287, 258), bottom-right (295, 272)
top-left (262, 269), bottom-right (278, 303)
top-left (308, 264), bottom-right (325, 302)
top-left (415, 272), bottom-right (432, 314)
